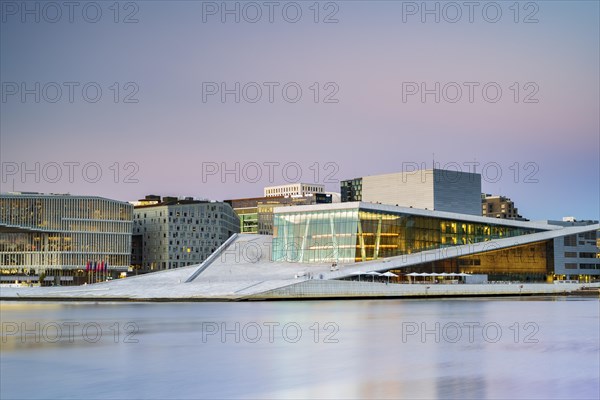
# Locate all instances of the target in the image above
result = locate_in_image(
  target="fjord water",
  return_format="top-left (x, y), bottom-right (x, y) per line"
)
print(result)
top-left (1, 298), bottom-right (598, 399)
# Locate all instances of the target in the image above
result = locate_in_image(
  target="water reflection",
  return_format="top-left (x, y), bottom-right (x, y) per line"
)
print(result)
top-left (1, 298), bottom-right (598, 399)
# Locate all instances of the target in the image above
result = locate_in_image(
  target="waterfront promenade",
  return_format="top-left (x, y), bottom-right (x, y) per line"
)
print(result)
top-left (1, 235), bottom-right (598, 301)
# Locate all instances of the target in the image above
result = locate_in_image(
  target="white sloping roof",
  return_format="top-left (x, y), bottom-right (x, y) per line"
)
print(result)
top-left (329, 223), bottom-right (599, 279)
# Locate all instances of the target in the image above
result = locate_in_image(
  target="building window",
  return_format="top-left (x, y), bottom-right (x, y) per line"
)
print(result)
top-left (579, 231), bottom-right (597, 240)
top-left (564, 235), bottom-right (577, 247)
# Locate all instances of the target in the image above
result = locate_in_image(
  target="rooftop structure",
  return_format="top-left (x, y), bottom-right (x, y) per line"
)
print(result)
top-left (341, 168), bottom-right (482, 215)
top-left (264, 183), bottom-right (325, 197)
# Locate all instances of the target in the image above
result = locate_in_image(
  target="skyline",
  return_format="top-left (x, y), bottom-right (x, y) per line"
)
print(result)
top-left (1, 1), bottom-right (599, 221)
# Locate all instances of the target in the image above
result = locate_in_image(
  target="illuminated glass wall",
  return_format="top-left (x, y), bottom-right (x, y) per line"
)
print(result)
top-left (273, 206), bottom-right (541, 264)
top-left (390, 241), bottom-right (553, 282)
top-left (458, 241), bottom-right (551, 277)
top-left (237, 209), bottom-right (258, 234)
top-left (273, 208), bottom-right (359, 263)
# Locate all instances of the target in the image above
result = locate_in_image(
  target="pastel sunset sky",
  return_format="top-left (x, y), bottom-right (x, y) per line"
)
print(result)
top-left (1, 1), bottom-right (598, 220)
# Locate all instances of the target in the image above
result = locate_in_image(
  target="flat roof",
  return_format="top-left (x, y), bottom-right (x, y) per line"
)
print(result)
top-left (273, 201), bottom-right (571, 231)
top-left (134, 199), bottom-right (215, 209)
top-left (264, 183), bottom-right (325, 187)
top-left (0, 192), bottom-right (132, 205)
top-left (342, 168), bottom-right (481, 180)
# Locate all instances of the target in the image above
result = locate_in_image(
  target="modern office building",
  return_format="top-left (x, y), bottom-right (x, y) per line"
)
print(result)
top-left (226, 193), bottom-right (332, 234)
top-left (545, 219), bottom-right (600, 278)
top-left (341, 178), bottom-right (363, 202)
top-left (341, 169), bottom-right (482, 215)
top-left (225, 196), bottom-right (269, 234)
top-left (0, 192), bottom-right (133, 285)
top-left (272, 202), bottom-right (599, 282)
top-left (133, 196), bottom-right (239, 271)
top-left (482, 194), bottom-right (526, 220)
top-left (264, 183), bottom-right (325, 197)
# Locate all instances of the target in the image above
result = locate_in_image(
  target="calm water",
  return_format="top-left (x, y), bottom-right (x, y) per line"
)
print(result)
top-left (1, 297), bottom-right (599, 399)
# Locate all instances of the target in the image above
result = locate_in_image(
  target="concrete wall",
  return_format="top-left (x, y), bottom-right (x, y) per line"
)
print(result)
top-left (251, 280), bottom-right (593, 300)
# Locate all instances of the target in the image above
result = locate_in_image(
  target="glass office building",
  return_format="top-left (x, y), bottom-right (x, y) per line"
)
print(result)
top-left (0, 193), bottom-right (133, 285)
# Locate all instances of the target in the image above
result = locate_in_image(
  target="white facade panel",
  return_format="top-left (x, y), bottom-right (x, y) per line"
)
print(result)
top-left (361, 169), bottom-right (481, 215)
top-left (362, 171), bottom-right (435, 209)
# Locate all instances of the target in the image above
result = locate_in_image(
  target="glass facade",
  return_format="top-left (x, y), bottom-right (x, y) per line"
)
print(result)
top-left (0, 194), bottom-right (133, 284)
top-left (384, 241), bottom-right (554, 282)
top-left (273, 208), bottom-right (359, 263)
top-left (458, 241), bottom-right (551, 278)
top-left (228, 194), bottom-right (333, 235)
top-left (257, 194), bottom-right (333, 235)
top-left (273, 205), bottom-right (541, 264)
top-left (340, 178), bottom-right (363, 202)
top-left (236, 209), bottom-right (258, 234)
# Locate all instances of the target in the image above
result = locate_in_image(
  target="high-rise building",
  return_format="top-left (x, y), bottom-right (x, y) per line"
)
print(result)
top-left (341, 169), bottom-right (482, 215)
top-left (482, 194), bottom-right (526, 220)
top-left (132, 196), bottom-right (239, 271)
top-left (0, 192), bottom-right (133, 285)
